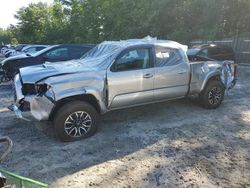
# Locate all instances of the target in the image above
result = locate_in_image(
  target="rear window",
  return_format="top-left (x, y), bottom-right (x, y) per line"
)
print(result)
top-left (155, 47), bottom-right (182, 67)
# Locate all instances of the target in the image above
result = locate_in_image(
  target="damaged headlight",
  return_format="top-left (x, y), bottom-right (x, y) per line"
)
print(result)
top-left (44, 85), bottom-right (56, 102)
top-left (22, 83), bottom-right (55, 102)
top-left (36, 84), bottom-right (55, 100)
top-left (35, 84), bottom-right (48, 95)
top-left (22, 83), bottom-right (47, 95)
top-left (22, 84), bottom-right (36, 95)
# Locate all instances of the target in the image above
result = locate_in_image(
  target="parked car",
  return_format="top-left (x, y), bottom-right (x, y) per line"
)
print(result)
top-left (187, 44), bottom-right (235, 62)
top-left (187, 44), bottom-right (237, 85)
top-left (2, 48), bottom-right (15, 56)
top-left (9, 45), bottom-right (49, 57)
top-left (11, 38), bottom-right (237, 142)
top-left (14, 44), bottom-right (28, 52)
top-left (0, 44), bottom-right (95, 80)
top-left (0, 45), bottom-right (7, 51)
top-left (1, 46), bottom-right (11, 54)
top-left (4, 44), bottom-right (29, 58)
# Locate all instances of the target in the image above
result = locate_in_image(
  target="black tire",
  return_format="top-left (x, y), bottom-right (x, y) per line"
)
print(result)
top-left (199, 80), bottom-right (225, 109)
top-left (53, 101), bottom-right (99, 142)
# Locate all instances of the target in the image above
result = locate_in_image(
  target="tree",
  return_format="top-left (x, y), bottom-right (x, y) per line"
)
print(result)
top-left (4, 0), bottom-right (250, 44)
top-left (14, 2), bottom-right (50, 43)
top-left (0, 28), bottom-right (11, 44)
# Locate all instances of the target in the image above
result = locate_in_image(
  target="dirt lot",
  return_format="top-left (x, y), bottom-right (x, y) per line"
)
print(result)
top-left (0, 63), bottom-right (250, 187)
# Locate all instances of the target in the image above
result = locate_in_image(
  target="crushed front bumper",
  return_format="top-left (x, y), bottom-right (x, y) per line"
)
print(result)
top-left (12, 74), bottom-right (55, 121)
top-left (10, 95), bottom-right (54, 121)
top-left (9, 104), bottom-right (34, 121)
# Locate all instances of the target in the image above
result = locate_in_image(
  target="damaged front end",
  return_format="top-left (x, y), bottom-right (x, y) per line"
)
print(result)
top-left (220, 61), bottom-right (237, 90)
top-left (10, 74), bottom-right (55, 121)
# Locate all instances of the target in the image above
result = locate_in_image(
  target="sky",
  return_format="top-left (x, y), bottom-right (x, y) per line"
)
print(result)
top-left (0, 0), bottom-right (54, 29)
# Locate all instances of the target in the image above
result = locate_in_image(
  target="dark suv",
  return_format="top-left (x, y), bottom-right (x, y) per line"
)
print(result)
top-left (187, 44), bottom-right (235, 62)
top-left (0, 44), bottom-right (95, 80)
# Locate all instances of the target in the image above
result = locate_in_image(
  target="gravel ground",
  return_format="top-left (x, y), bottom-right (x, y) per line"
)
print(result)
top-left (0, 64), bottom-right (249, 188)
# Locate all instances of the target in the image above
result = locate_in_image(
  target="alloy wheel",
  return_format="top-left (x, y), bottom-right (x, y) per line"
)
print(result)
top-left (64, 111), bottom-right (92, 138)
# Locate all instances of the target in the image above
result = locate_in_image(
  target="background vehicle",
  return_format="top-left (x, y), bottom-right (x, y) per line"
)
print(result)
top-left (2, 47), bottom-right (15, 57)
top-left (14, 44), bottom-right (28, 52)
top-left (11, 38), bottom-right (237, 142)
top-left (0, 45), bottom-right (7, 51)
top-left (187, 44), bottom-right (235, 62)
top-left (4, 44), bottom-right (28, 58)
top-left (9, 45), bottom-right (49, 57)
top-left (0, 44), bottom-right (95, 80)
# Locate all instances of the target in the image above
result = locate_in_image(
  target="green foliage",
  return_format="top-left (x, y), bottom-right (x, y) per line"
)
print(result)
top-left (0, 0), bottom-right (250, 45)
top-left (0, 28), bottom-right (11, 44)
top-left (10, 38), bottom-right (18, 45)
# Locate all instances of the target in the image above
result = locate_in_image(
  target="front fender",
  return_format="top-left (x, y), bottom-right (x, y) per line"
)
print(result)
top-left (53, 86), bottom-right (107, 113)
top-left (189, 62), bottom-right (223, 95)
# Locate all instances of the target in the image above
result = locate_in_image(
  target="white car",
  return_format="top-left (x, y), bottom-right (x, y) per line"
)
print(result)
top-left (9, 45), bottom-right (49, 57)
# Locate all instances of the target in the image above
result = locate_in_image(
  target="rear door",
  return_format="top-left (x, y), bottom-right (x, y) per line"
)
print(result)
top-left (153, 46), bottom-right (190, 100)
top-left (107, 46), bottom-right (155, 109)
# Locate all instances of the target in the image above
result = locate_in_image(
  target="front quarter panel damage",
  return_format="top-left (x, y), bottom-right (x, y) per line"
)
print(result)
top-left (29, 70), bottom-right (107, 120)
top-left (189, 61), bottom-right (236, 95)
top-left (189, 61), bottom-right (223, 95)
top-left (25, 95), bottom-right (54, 121)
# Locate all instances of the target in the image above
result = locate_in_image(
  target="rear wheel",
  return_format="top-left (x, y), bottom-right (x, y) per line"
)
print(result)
top-left (53, 101), bottom-right (99, 142)
top-left (199, 80), bottom-right (225, 109)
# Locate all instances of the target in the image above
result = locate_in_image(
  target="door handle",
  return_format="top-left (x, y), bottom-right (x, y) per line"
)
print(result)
top-left (143, 73), bottom-right (153, 78)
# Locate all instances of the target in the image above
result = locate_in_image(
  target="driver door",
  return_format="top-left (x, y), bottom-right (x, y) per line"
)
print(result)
top-left (107, 47), bottom-right (155, 109)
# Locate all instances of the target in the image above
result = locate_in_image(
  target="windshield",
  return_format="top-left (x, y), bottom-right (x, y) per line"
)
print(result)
top-left (21, 45), bottom-right (32, 52)
top-left (81, 43), bottom-right (121, 59)
top-left (80, 43), bottom-right (123, 68)
top-left (187, 48), bottom-right (200, 56)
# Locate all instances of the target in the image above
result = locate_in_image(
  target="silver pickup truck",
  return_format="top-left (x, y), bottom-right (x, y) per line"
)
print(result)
top-left (12, 38), bottom-right (237, 142)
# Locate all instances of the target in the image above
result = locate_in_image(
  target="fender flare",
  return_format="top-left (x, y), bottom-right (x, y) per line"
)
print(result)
top-left (200, 71), bottom-right (222, 92)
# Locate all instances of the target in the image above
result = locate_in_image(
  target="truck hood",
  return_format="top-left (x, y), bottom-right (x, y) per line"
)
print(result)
top-left (19, 60), bottom-right (98, 84)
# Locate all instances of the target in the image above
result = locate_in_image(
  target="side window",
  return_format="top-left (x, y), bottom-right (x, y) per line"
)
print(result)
top-left (36, 47), bottom-right (46, 51)
top-left (46, 48), bottom-right (68, 59)
top-left (197, 48), bottom-right (208, 57)
top-left (155, 47), bottom-right (182, 67)
top-left (112, 48), bottom-right (150, 72)
top-left (26, 47), bottom-right (37, 53)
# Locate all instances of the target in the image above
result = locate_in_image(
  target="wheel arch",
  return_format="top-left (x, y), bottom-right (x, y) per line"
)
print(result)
top-left (200, 72), bottom-right (223, 93)
top-left (49, 94), bottom-right (101, 121)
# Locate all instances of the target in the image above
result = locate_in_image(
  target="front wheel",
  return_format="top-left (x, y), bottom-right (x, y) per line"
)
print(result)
top-left (199, 80), bottom-right (225, 109)
top-left (53, 101), bottom-right (99, 142)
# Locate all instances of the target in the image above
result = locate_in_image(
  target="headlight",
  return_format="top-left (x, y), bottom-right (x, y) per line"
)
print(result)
top-left (22, 84), bottom-right (36, 95)
top-left (44, 86), bottom-right (55, 101)
top-left (22, 84), bottom-right (48, 95)
top-left (35, 84), bottom-right (48, 95)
